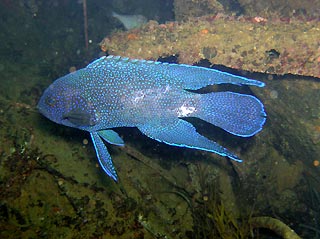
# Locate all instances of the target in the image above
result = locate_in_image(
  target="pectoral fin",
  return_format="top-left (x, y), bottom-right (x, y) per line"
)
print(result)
top-left (90, 132), bottom-right (118, 181)
top-left (63, 109), bottom-right (97, 126)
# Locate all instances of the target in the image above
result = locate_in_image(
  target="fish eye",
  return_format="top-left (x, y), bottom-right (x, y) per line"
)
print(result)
top-left (45, 96), bottom-right (56, 106)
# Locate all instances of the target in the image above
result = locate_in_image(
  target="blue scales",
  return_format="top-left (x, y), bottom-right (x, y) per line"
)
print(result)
top-left (37, 55), bottom-right (267, 181)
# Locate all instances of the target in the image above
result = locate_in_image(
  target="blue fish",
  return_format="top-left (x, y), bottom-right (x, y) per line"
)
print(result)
top-left (38, 55), bottom-right (266, 181)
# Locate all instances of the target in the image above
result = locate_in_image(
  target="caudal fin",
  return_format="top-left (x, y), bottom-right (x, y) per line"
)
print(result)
top-left (195, 92), bottom-right (266, 137)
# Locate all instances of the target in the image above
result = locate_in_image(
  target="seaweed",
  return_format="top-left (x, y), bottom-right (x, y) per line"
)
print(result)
top-left (299, 173), bottom-right (320, 238)
top-left (190, 184), bottom-right (252, 239)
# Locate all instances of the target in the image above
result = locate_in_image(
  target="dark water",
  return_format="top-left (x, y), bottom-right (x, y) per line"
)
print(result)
top-left (0, 0), bottom-right (319, 238)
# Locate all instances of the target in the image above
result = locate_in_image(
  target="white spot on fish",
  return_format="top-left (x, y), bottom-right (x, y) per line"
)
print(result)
top-left (164, 85), bottom-right (170, 93)
top-left (133, 91), bottom-right (145, 103)
top-left (177, 104), bottom-right (196, 117)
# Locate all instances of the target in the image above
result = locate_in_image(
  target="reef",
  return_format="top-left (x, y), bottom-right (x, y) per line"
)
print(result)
top-left (100, 15), bottom-right (320, 78)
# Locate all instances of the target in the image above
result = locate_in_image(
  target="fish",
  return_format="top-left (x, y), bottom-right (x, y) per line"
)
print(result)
top-left (37, 55), bottom-right (267, 181)
top-left (111, 11), bottom-right (147, 30)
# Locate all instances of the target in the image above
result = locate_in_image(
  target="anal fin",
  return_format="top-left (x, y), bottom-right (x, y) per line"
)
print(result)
top-left (138, 119), bottom-right (241, 162)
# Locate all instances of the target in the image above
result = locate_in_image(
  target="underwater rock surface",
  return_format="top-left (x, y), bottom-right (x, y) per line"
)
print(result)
top-left (101, 15), bottom-right (320, 78)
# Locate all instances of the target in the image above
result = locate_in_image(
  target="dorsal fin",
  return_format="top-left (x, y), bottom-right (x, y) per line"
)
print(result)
top-left (86, 55), bottom-right (164, 69)
top-left (86, 55), bottom-right (265, 88)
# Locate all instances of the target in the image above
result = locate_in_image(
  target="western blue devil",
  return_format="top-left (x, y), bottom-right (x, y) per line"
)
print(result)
top-left (38, 55), bottom-right (266, 181)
